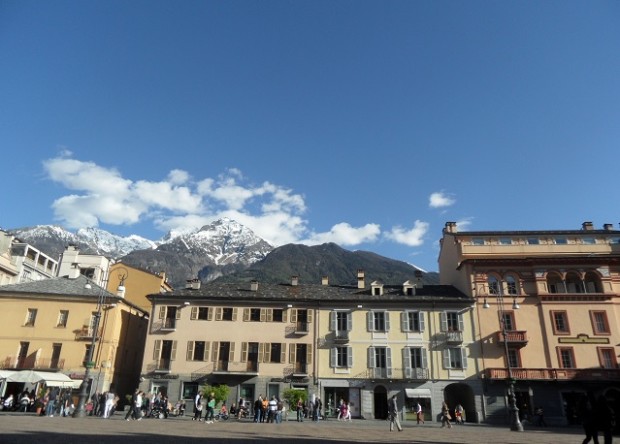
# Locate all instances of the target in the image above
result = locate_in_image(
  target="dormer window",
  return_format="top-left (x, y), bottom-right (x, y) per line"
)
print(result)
top-left (371, 281), bottom-right (384, 296)
top-left (403, 280), bottom-right (415, 296)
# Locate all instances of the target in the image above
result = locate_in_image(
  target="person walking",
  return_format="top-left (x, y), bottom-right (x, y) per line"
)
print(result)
top-left (594, 395), bottom-right (615, 444)
top-left (193, 393), bottom-right (203, 421)
top-left (296, 398), bottom-right (304, 422)
top-left (388, 395), bottom-right (403, 432)
top-left (415, 401), bottom-right (425, 425)
top-left (441, 401), bottom-right (452, 428)
top-left (205, 393), bottom-right (216, 424)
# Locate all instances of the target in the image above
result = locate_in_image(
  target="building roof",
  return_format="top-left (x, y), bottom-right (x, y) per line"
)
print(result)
top-left (148, 281), bottom-right (472, 306)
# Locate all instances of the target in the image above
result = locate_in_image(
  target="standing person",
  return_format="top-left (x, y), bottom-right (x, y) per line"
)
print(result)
top-left (534, 406), bottom-right (547, 427)
top-left (455, 403), bottom-right (464, 424)
top-left (594, 395), bottom-right (615, 444)
top-left (268, 395), bottom-right (278, 423)
top-left (415, 401), bottom-right (425, 425)
top-left (254, 396), bottom-right (262, 423)
top-left (45, 387), bottom-right (58, 417)
top-left (205, 393), bottom-right (216, 424)
top-left (126, 389), bottom-right (139, 421)
top-left (296, 398), bottom-right (304, 422)
top-left (313, 397), bottom-right (322, 422)
top-left (103, 390), bottom-right (115, 418)
top-left (275, 398), bottom-right (284, 424)
top-left (441, 401), bottom-right (452, 428)
top-left (388, 395), bottom-right (403, 432)
top-left (581, 397), bottom-right (599, 444)
top-left (193, 392), bottom-right (203, 421)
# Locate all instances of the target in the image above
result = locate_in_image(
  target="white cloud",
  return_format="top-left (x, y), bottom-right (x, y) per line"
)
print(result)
top-left (302, 223), bottom-right (381, 246)
top-left (167, 169), bottom-right (190, 185)
top-left (384, 220), bottom-right (429, 247)
top-left (429, 191), bottom-right (456, 209)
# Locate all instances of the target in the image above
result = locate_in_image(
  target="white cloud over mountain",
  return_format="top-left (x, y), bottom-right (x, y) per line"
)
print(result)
top-left (43, 153), bottom-right (450, 249)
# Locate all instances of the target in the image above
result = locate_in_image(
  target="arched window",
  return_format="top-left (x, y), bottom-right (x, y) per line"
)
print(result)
top-left (565, 272), bottom-right (583, 293)
top-left (487, 276), bottom-right (500, 295)
top-left (546, 272), bottom-right (564, 294)
top-left (584, 272), bottom-right (602, 293)
top-left (504, 275), bottom-right (519, 295)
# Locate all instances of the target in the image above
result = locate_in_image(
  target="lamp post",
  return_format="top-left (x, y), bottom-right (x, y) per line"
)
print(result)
top-left (483, 282), bottom-right (524, 432)
top-left (73, 279), bottom-right (107, 418)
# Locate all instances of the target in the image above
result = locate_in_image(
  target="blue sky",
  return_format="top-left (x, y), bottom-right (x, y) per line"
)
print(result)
top-left (1, 1), bottom-right (619, 272)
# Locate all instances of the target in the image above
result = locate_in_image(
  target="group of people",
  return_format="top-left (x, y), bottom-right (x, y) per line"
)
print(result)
top-left (254, 395), bottom-right (284, 423)
top-left (2, 388), bottom-right (75, 417)
top-left (192, 392), bottom-right (218, 423)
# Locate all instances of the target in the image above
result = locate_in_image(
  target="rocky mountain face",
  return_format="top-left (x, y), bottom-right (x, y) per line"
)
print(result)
top-left (7, 218), bottom-right (438, 289)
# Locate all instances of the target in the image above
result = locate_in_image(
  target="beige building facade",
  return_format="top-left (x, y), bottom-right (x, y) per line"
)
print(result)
top-left (438, 221), bottom-right (620, 426)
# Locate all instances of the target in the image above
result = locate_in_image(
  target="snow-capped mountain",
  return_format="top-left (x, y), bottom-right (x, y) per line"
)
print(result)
top-left (8, 219), bottom-right (274, 288)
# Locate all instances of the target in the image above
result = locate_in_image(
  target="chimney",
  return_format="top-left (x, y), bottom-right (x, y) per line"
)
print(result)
top-left (250, 280), bottom-right (259, 292)
top-left (582, 221), bottom-right (594, 231)
top-left (604, 223), bottom-right (613, 231)
top-left (357, 269), bottom-right (365, 289)
top-left (185, 279), bottom-right (201, 290)
top-left (443, 221), bottom-right (457, 234)
top-left (321, 276), bottom-right (329, 286)
top-left (291, 276), bottom-right (299, 286)
top-left (68, 263), bottom-right (81, 279)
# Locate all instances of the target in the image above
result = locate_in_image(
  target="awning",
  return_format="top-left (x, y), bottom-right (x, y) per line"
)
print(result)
top-left (0, 370), bottom-right (15, 380)
top-left (405, 388), bottom-right (431, 398)
top-left (7, 370), bottom-right (77, 387)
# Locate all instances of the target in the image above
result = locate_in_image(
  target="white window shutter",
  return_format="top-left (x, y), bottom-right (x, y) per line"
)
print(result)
top-left (207, 307), bottom-right (213, 321)
top-left (461, 348), bottom-right (468, 369)
top-left (421, 348), bottom-right (428, 369)
top-left (440, 312), bottom-right (448, 332)
top-left (280, 343), bottom-right (286, 363)
top-left (419, 312), bottom-right (426, 332)
top-left (401, 312), bottom-right (409, 332)
top-left (241, 342), bottom-right (248, 362)
top-left (158, 306), bottom-right (165, 319)
top-left (443, 349), bottom-right (450, 369)
top-left (229, 342), bottom-right (235, 362)
top-left (153, 340), bottom-right (161, 360)
top-left (402, 347), bottom-right (411, 378)
top-left (204, 342), bottom-right (210, 361)
top-left (307, 310), bottom-right (313, 323)
top-left (212, 342), bottom-right (219, 362)
top-left (458, 314), bottom-right (464, 332)
top-left (346, 346), bottom-right (353, 367)
top-left (385, 312), bottom-right (390, 331)
top-left (171, 340), bottom-right (177, 360)
top-left (330, 348), bottom-right (337, 367)
top-left (346, 312), bottom-right (352, 331)
top-left (367, 311), bottom-right (374, 332)
top-left (243, 308), bottom-right (249, 322)
top-left (215, 307), bottom-right (222, 321)
top-left (330, 312), bottom-right (337, 331)
top-left (186, 341), bottom-right (194, 361)
top-left (232, 308), bottom-right (238, 321)
top-left (190, 307), bottom-right (198, 320)
top-left (386, 348), bottom-right (392, 378)
top-left (367, 347), bottom-right (375, 368)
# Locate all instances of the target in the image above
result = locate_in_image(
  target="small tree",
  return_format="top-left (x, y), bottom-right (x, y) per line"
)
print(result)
top-left (282, 388), bottom-right (307, 411)
top-left (201, 384), bottom-right (230, 407)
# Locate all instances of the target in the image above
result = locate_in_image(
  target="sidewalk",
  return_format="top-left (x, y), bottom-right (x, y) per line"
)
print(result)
top-left (0, 411), bottom-right (594, 444)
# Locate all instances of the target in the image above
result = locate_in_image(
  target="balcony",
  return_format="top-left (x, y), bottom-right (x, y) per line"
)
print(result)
top-left (403, 367), bottom-right (429, 380)
top-left (2, 356), bottom-right (65, 370)
top-left (293, 363), bottom-right (309, 376)
top-left (75, 326), bottom-right (103, 340)
top-left (486, 367), bottom-right (620, 381)
top-left (160, 318), bottom-right (177, 331)
top-left (368, 367), bottom-right (391, 379)
top-left (294, 321), bottom-right (310, 335)
top-left (497, 330), bottom-right (528, 348)
top-left (445, 330), bottom-right (463, 344)
top-left (212, 360), bottom-right (259, 376)
top-left (154, 358), bottom-right (172, 373)
top-left (333, 330), bottom-right (349, 344)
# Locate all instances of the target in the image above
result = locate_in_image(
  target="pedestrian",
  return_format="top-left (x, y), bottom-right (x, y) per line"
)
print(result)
top-left (415, 401), bottom-right (425, 425)
top-left (193, 392), bottom-right (203, 421)
top-left (313, 397), bottom-right (322, 422)
top-left (594, 395), bottom-right (615, 444)
top-left (45, 388), bottom-right (58, 417)
top-left (581, 397), bottom-right (599, 444)
top-left (268, 395), bottom-right (278, 423)
top-left (296, 398), bottom-right (304, 422)
top-left (388, 395), bottom-right (403, 432)
top-left (441, 401), bottom-right (452, 428)
top-left (534, 406), bottom-right (547, 426)
top-left (455, 403), bottom-right (464, 424)
top-left (205, 393), bottom-right (215, 424)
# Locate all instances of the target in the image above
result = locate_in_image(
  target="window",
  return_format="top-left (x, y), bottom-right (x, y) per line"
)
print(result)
top-left (582, 237), bottom-right (595, 245)
top-left (401, 311), bottom-right (425, 332)
top-left (216, 307), bottom-right (237, 321)
top-left (331, 346), bottom-right (353, 368)
top-left (249, 308), bottom-right (261, 322)
top-left (186, 341), bottom-right (208, 361)
top-left (17, 342), bottom-right (29, 367)
top-left (472, 238), bottom-right (485, 245)
top-left (272, 309), bottom-right (284, 322)
top-left (443, 348), bottom-right (467, 369)
top-left (505, 275), bottom-right (518, 295)
top-left (507, 349), bottom-right (520, 368)
top-left (57, 310), bottom-right (69, 327)
top-left (551, 311), bottom-right (570, 334)
top-left (590, 311), bottom-right (610, 335)
top-left (51, 343), bottom-right (62, 368)
top-left (555, 237), bottom-right (568, 245)
top-left (527, 238), bottom-right (540, 245)
top-left (190, 307), bottom-right (211, 320)
top-left (268, 343), bottom-right (283, 363)
top-left (330, 311), bottom-right (352, 332)
top-left (24, 308), bottom-right (37, 326)
top-left (597, 348), bottom-right (617, 369)
top-left (557, 347), bottom-right (575, 368)
top-left (367, 311), bottom-right (390, 332)
top-left (488, 276), bottom-right (500, 295)
top-left (367, 346), bottom-right (391, 378)
top-left (441, 312), bottom-right (463, 332)
top-left (404, 347), bottom-right (427, 369)
top-left (501, 312), bottom-right (515, 331)
top-left (499, 237), bottom-right (512, 245)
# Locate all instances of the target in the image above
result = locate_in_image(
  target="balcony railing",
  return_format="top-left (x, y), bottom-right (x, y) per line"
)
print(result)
top-left (497, 330), bottom-right (528, 348)
top-left (369, 367), bottom-right (392, 379)
top-left (293, 363), bottom-right (308, 375)
top-left (75, 326), bottom-right (103, 340)
top-left (486, 367), bottom-right (620, 381)
top-left (403, 367), bottom-right (429, 380)
top-left (445, 330), bottom-right (463, 344)
top-left (333, 330), bottom-right (350, 344)
top-left (2, 356), bottom-right (65, 370)
top-left (294, 322), bottom-right (310, 335)
top-left (154, 358), bottom-right (172, 373)
top-left (212, 360), bottom-right (260, 375)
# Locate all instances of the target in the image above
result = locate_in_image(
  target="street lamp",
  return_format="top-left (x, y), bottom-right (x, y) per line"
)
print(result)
top-left (482, 281), bottom-right (524, 432)
top-left (73, 266), bottom-right (128, 418)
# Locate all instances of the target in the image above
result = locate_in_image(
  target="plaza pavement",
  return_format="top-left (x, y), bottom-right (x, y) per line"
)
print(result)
top-left (0, 411), bottom-right (598, 444)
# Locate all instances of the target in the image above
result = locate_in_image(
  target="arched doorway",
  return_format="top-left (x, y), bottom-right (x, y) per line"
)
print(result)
top-left (373, 385), bottom-right (388, 419)
top-left (444, 383), bottom-right (476, 423)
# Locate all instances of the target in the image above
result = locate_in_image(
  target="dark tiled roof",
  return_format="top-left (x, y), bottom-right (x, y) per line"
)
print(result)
top-left (148, 281), bottom-right (472, 306)
top-left (0, 275), bottom-right (117, 300)
top-left (448, 229), bottom-right (620, 236)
